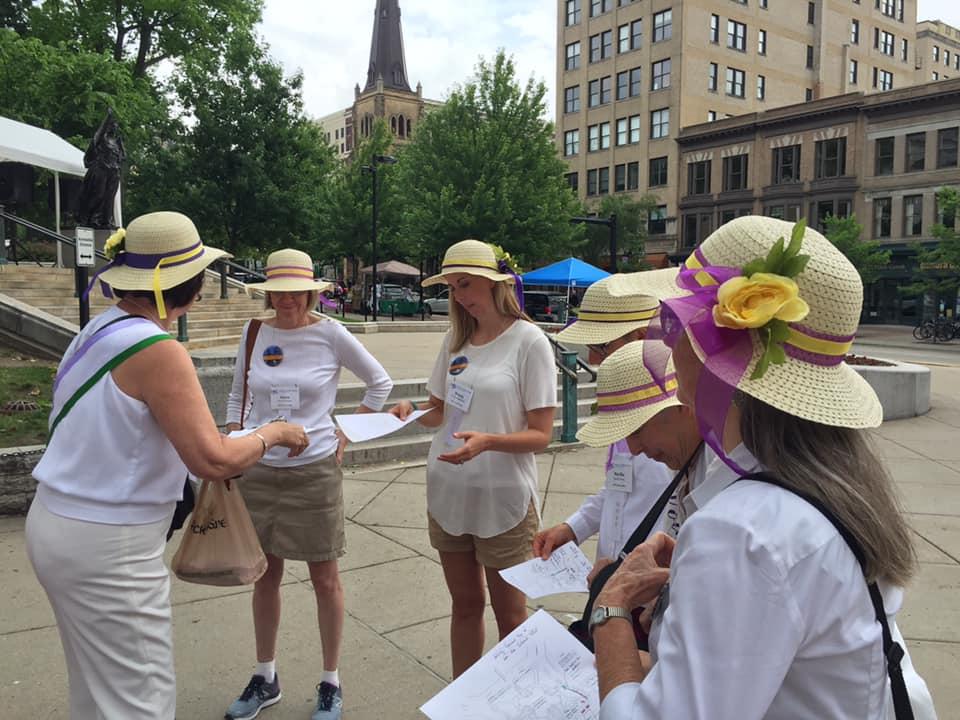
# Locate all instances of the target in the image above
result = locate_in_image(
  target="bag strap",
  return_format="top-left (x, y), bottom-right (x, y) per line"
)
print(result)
top-left (48, 333), bottom-right (172, 440)
top-left (618, 442), bottom-right (703, 557)
top-left (239, 319), bottom-right (262, 430)
top-left (740, 472), bottom-right (915, 720)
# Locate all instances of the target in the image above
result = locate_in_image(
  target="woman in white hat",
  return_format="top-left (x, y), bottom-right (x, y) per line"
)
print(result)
top-left (25, 212), bottom-right (309, 720)
top-left (592, 217), bottom-right (937, 719)
top-left (534, 273), bottom-right (679, 566)
top-left (223, 248), bottom-right (393, 720)
top-left (390, 239), bottom-right (557, 678)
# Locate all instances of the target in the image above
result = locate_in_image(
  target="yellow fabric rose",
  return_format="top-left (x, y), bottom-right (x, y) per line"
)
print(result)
top-left (103, 228), bottom-right (126, 260)
top-left (713, 273), bottom-right (810, 329)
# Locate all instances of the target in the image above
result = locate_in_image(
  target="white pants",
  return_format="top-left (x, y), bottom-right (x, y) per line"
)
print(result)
top-left (25, 498), bottom-right (176, 720)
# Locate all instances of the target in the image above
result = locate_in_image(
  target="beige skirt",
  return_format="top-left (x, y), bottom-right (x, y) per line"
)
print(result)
top-left (238, 454), bottom-right (345, 562)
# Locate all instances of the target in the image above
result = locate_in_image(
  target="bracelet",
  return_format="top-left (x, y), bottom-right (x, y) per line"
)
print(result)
top-left (253, 431), bottom-right (268, 457)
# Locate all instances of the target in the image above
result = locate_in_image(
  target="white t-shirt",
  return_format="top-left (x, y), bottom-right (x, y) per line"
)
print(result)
top-left (426, 321), bottom-right (557, 538)
top-left (226, 318), bottom-right (393, 467)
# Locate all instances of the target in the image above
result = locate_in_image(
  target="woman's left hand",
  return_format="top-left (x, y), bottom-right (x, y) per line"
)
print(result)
top-left (437, 431), bottom-right (492, 465)
top-left (335, 429), bottom-right (348, 466)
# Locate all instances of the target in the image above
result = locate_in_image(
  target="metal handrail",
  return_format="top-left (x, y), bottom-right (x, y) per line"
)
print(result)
top-left (544, 332), bottom-right (597, 382)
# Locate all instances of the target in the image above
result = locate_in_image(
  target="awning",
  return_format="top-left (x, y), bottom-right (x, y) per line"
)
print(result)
top-left (0, 116), bottom-right (86, 176)
top-left (359, 260), bottom-right (421, 277)
top-left (521, 257), bottom-right (610, 288)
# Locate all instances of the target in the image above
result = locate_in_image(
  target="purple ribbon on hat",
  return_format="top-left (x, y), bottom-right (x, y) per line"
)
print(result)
top-left (643, 256), bottom-right (752, 475)
top-left (82, 240), bottom-right (206, 301)
top-left (498, 259), bottom-right (525, 312)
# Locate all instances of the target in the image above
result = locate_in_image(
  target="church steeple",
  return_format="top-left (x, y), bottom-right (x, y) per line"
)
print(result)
top-left (364, 0), bottom-right (412, 93)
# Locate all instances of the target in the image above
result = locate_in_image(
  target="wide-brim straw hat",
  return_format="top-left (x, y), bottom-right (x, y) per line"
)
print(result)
top-left (604, 267), bottom-right (689, 302)
top-left (98, 211), bottom-right (230, 293)
top-left (577, 341), bottom-right (681, 447)
top-left (421, 239), bottom-right (514, 287)
top-left (245, 249), bottom-right (333, 295)
top-left (668, 216), bottom-right (881, 428)
top-left (557, 269), bottom-right (687, 346)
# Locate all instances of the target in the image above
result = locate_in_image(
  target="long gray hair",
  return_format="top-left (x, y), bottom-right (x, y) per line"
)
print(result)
top-left (739, 393), bottom-right (916, 586)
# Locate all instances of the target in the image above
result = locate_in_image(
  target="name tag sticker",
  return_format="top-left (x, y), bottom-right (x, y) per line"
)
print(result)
top-left (270, 384), bottom-right (300, 410)
top-left (606, 459), bottom-right (633, 493)
top-left (446, 381), bottom-right (474, 414)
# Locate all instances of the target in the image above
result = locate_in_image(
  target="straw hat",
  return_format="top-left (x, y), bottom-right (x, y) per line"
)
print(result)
top-left (98, 211), bottom-right (229, 293)
top-left (421, 239), bottom-right (514, 287)
top-left (669, 216), bottom-right (881, 428)
top-left (556, 269), bottom-right (687, 346)
top-left (245, 249), bottom-right (332, 295)
top-left (577, 341), bottom-right (681, 447)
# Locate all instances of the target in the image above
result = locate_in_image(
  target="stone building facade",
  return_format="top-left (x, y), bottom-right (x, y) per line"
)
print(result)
top-left (915, 20), bottom-right (960, 84)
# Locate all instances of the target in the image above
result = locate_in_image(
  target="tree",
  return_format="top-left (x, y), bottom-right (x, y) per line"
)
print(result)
top-left (823, 214), bottom-right (891, 285)
top-left (903, 187), bottom-right (960, 305)
top-left (578, 194), bottom-right (658, 269)
top-left (391, 51), bottom-right (581, 268)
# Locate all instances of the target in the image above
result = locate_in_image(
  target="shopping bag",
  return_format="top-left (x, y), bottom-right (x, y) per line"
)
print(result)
top-left (171, 478), bottom-right (267, 586)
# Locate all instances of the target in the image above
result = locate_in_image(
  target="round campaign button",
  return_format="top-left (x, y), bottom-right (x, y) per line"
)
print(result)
top-left (448, 355), bottom-right (469, 375)
top-left (263, 345), bottom-right (284, 366)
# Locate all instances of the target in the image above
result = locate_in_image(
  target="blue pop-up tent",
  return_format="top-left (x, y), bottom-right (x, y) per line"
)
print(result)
top-left (521, 257), bottom-right (610, 288)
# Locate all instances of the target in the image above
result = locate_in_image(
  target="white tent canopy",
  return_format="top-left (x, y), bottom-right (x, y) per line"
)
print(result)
top-left (0, 116), bottom-right (86, 176)
top-left (0, 116), bottom-right (122, 264)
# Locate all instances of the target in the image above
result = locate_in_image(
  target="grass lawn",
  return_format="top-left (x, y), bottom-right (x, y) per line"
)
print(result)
top-left (0, 347), bottom-right (56, 447)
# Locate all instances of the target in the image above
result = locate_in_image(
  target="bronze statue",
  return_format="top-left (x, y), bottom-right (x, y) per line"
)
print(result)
top-left (76, 109), bottom-right (126, 229)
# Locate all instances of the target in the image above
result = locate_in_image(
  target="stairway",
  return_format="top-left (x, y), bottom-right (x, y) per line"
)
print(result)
top-left (0, 264), bottom-right (267, 350)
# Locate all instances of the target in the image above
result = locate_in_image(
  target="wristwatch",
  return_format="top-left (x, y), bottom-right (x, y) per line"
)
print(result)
top-left (588, 605), bottom-right (631, 636)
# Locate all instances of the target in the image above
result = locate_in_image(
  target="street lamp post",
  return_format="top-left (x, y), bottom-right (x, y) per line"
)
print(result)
top-left (361, 153), bottom-right (397, 321)
top-left (570, 214), bottom-right (618, 273)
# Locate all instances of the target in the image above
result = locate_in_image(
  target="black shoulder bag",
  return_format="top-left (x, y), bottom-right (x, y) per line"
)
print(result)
top-left (741, 472), bottom-right (915, 720)
top-left (568, 446), bottom-right (701, 652)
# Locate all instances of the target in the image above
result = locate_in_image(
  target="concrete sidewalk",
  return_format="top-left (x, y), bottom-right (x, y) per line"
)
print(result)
top-left (2, 368), bottom-right (959, 718)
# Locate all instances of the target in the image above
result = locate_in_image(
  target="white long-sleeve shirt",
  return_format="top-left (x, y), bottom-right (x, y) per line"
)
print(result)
top-left (600, 444), bottom-right (937, 720)
top-left (226, 318), bottom-right (393, 467)
top-left (564, 446), bottom-right (674, 561)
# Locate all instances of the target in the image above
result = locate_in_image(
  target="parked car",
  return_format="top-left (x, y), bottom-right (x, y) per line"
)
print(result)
top-left (523, 291), bottom-right (568, 323)
top-left (423, 289), bottom-right (450, 316)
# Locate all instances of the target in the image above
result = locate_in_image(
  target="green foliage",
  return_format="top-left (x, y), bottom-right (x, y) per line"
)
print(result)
top-left (743, 220), bottom-right (811, 279)
top-left (903, 187), bottom-right (960, 299)
top-left (822, 214), bottom-right (890, 285)
top-left (390, 51), bottom-right (581, 267)
top-left (0, 357), bottom-right (55, 448)
top-left (578, 193), bottom-right (657, 269)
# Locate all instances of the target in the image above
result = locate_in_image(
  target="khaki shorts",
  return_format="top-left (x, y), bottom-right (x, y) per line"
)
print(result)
top-left (239, 455), bottom-right (345, 562)
top-left (428, 502), bottom-right (538, 569)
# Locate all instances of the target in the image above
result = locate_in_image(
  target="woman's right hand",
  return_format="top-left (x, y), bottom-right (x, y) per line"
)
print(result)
top-left (532, 523), bottom-right (576, 560)
top-left (263, 422), bottom-right (310, 458)
top-left (389, 400), bottom-right (416, 420)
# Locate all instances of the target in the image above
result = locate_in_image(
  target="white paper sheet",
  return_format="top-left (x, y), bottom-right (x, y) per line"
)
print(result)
top-left (420, 609), bottom-right (599, 720)
top-left (498, 541), bottom-right (594, 599)
top-left (334, 410), bottom-right (428, 443)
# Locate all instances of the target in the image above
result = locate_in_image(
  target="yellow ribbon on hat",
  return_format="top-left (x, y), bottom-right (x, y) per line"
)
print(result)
top-left (152, 244), bottom-right (205, 319)
top-left (596, 376), bottom-right (679, 410)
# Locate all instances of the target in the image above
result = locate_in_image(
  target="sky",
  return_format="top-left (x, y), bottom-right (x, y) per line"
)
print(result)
top-left (259, 0), bottom-right (960, 121)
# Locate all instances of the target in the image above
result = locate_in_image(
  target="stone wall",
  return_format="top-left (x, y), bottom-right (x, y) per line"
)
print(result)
top-left (0, 447), bottom-right (43, 515)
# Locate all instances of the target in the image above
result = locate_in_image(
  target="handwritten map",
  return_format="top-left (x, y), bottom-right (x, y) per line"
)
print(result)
top-left (420, 610), bottom-right (599, 720)
top-left (498, 541), bottom-right (593, 599)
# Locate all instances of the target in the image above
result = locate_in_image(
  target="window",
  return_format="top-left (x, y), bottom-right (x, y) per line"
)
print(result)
top-left (588, 124), bottom-right (601, 151)
top-left (806, 88), bottom-right (813, 101)
top-left (815, 137), bottom-right (846, 178)
top-left (904, 195), bottom-right (923, 236)
top-left (876, 69), bottom-right (893, 91)
top-left (877, 30), bottom-right (894, 56)
top-left (589, 79), bottom-right (601, 107)
top-left (651, 108), bottom-right (669, 138)
top-left (566, 0), bottom-right (581, 26)
top-left (598, 167), bottom-right (610, 194)
top-left (688, 160), bottom-right (711, 195)
top-left (617, 71), bottom-right (628, 100)
top-left (849, 59), bottom-right (858, 85)
top-left (955, 54), bottom-right (959, 71)
top-left (649, 156), bottom-right (668, 186)
top-left (773, 145), bottom-right (801, 184)
top-left (615, 163), bottom-right (627, 192)
top-left (726, 67), bottom-right (746, 98)
top-left (875, 137), bottom-right (894, 175)
top-left (565, 172), bottom-right (579, 193)
top-left (933, 71), bottom-right (939, 81)
top-left (758, 29), bottom-right (767, 55)
top-left (615, 162), bottom-right (640, 191)
top-left (760, 0), bottom-right (768, 7)
top-left (589, 31), bottom-right (613, 62)
top-left (937, 195), bottom-right (957, 229)
top-left (933, 46), bottom-right (940, 62)
top-left (807, 1), bottom-right (815, 24)
top-left (806, 45), bottom-right (814, 69)
top-left (587, 169), bottom-right (597, 196)
top-left (946, 50), bottom-right (952, 67)
top-left (653, 9), bottom-right (672, 42)
top-left (652, 59), bottom-right (671, 90)
top-left (901, 38), bottom-right (908, 62)
top-left (629, 114), bottom-right (641, 143)
top-left (708, 110), bottom-right (717, 121)
top-left (649, 206), bottom-right (667, 235)
top-left (590, 0), bottom-right (612, 17)
top-left (564, 85), bottom-right (580, 113)
top-left (905, 132), bottom-right (925, 172)
top-left (710, 14), bottom-right (719, 43)
top-left (630, 67), bottom-right (642, 96)
top-left (619, 24), bottom-right (631, 53)
top-left (627, 162), bottom-right (639, 191)
top-left (878, 0), bottom-right (895, 18)
top-left (682, 213), bottom-right (713, 248)
top-left (723, 154), bottom-right (749, 191)
top-left (616, 117), bottom-right (628, 146)
top-left (873, 197), bottom-right (892, 238)
top-left (851, 19), bottom-right (859, 44)
top-left (599, 122), bottom-right (610, 149)
top-left (709, 62), bottom-right (718, 91)
top-left (564, 129), bottom-right (580, 156)
top-left (728, 20), bottom-right (746, 51)
top-left (619, 115), bottom-right (642, 144)
top-left (766, 204), bottom-right (801, 221)
top-left (757, 75), bottom-right (766, 100)
top-left (937, 127), bottom-right (959, 168)
top-left (565, 42), bottom-right (581, 70)
top-left (600, 76), bottom-right (612, 103)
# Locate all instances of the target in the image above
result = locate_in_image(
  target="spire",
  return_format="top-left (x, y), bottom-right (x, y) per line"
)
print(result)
top-left (364, 0), bottom-right (412, 93)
